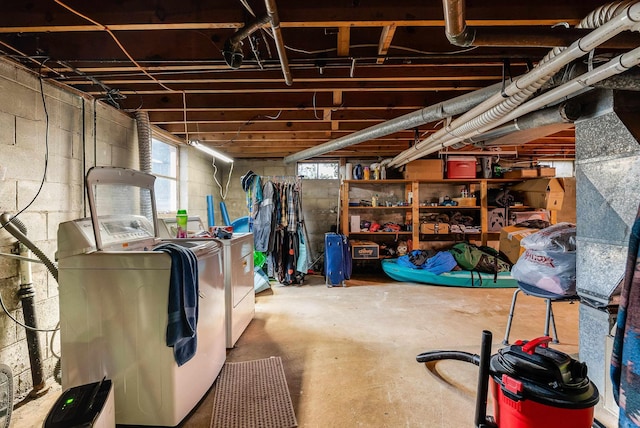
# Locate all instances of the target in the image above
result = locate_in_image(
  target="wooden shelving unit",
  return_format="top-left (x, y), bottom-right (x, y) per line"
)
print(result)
top-left (340, 178), bottom-right (534, 248)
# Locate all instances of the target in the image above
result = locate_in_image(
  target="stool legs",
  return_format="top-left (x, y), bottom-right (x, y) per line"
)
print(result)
top-left (549, 304), bottom-right (560, 344)
top-left (502, 288), bottom-right (521, 345)
top-left (504, 290), bottom-right (562, 345)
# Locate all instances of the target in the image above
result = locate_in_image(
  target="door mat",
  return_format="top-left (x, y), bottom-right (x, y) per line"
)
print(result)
top-left (210, 356), bottom-right (297, 428)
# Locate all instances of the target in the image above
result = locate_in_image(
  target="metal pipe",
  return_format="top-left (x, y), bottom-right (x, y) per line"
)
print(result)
top-left (442, 0), bottom-right (475, 47)
top-left (265, 0), bottom-right (293, 86)
top-left (462, 101), bottom-right (582, 146)
top-left (0, 214), bottom-right (50, 396)
top-left (471, 27), bottom-right (640, 49)
top-left (229, 15), bottom-right (270, 45)
top-left (390, 1), bottom-right (640, 166)
top-left (401, 46), bottom-right (640, 163)
top-left (282, 81), bottom-right (503, 163)
top-left (442, 0), bottom-right (640, 49)
top-left (17, 241), bottom-right (47, 395)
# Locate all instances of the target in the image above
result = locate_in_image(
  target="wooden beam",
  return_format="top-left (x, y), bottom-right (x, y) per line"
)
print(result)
top-left (377, 24), bottom-right (397, 65)
top-left (337, 27), bottom-right (351, 56)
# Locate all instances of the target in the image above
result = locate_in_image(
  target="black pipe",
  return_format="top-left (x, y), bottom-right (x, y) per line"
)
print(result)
top-left (475, 330), bottom-right (494, 428)
top-left (17, 283), bottom-right (45, 392)
top-left (416, 330), bottom-right (498, 428)
top-left (0, 214), bottom-right (51, 395)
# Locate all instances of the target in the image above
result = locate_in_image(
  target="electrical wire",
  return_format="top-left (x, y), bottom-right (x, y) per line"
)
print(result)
top-left (279, 41), bottom-right (478, 56)
top-left (0, 293), bottom-right (59, 333)
top-left (0, 60), bottom-right (50, 233)
top-left (312, 92), bottom-right (321, 119)
top-left (212, 158), bottom-right (234, 200)
top-left (53, 0), bottom-right (176, 93)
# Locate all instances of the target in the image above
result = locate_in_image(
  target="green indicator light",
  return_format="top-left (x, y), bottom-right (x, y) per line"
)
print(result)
top-left (66, 398), bottom-right (74, 405)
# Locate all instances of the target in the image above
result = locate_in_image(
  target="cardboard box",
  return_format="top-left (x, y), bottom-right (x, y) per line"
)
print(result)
top-left (557, 177), bottom-right (576, 223)
top-left (511, 178), bottom-right (565, 211)
top-left (403, 159), bottom-right (443, 180)
top-left (503, 169), bottom-right (538, 179)
top-left (537, 167), bottom-right (556, 177)
top-left (499, 225), bottom-right (540, 264)
top-left (420, 222), bottom-right (450, 234)
top-left (452, 197), bottom-right (477, 207)
top-left (351, 240), bottom-right (379, 259)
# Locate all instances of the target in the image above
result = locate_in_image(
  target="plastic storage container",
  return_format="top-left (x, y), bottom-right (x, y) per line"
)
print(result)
top-left (446, 156), bottom-right (477, 179)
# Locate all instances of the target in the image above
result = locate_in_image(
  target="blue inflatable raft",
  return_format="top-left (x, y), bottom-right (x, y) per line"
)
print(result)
top-left (381, 258), bottom-right (518, 288)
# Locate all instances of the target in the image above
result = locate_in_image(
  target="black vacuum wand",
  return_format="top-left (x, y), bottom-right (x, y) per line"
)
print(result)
top-left (416, 330), bottom-right (497, 428)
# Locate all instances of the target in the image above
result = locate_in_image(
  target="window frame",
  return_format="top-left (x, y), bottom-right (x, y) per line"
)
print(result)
top-left (297, 160), bottom-right (340, 180)
top-left (151, 135), bottom-right (179, 214)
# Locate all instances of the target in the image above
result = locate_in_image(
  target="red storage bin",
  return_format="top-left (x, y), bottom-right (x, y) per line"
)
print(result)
top-left (446, 156), bottom-right (477, 179)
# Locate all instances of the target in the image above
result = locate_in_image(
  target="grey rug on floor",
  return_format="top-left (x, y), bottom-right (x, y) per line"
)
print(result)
top-left (210, 356), bottom-right (298, 428)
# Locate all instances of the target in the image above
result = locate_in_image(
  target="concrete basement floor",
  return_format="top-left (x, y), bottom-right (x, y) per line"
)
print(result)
top-left (12, 273), bottom-right (618, 427)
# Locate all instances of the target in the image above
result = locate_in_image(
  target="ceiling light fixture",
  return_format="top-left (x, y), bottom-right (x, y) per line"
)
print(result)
top-left (188, 140), bottom-right (234, 163)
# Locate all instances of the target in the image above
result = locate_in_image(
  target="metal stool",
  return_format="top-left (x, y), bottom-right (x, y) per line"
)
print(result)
top-left (503, 281), bottom-right (580, 345)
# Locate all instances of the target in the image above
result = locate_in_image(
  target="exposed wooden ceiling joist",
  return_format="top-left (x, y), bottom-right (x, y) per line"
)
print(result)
top-left (0, 0), bottom-right (604, 160)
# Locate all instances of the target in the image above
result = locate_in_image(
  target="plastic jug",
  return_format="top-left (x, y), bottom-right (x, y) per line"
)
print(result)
top-left (176, 209), bottom-right (188, 238)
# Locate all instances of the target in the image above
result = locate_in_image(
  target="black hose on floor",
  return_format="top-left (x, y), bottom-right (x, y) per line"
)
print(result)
top-left (416, 350), bottom-right (480, 365)
top-left (416, 331), bottom-right (497, 428)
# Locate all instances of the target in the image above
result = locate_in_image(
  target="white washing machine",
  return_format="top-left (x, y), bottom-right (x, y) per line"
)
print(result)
top-left (158, 217), bottom-right (255, 348)
top-left (56, 167), bottom-right (226, 427)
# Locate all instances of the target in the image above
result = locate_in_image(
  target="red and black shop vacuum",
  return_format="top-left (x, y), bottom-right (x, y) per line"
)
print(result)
top-left (416, 330), bottom-right (602, 428)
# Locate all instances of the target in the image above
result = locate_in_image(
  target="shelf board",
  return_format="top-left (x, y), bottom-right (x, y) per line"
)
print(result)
top-left (348, 206), bottom-right (412, 209)
top-left (344, 179), bottom-right (411, 184)
top-left (349, 231), bottom-right (412, 235)
top-left (419, 232), bottom-right (481, 236)
top-left (419, 206), bottom-right (479, 209)
top-left (345, 178), bottom-right (538, 184)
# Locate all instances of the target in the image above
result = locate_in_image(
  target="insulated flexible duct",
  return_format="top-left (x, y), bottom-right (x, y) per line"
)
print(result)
top-left (134, 111), bottom-right (153, 220)
top-left (135, 111), bottom-right (152, 174)
top-left (0, 213), bottom-right (58, 282)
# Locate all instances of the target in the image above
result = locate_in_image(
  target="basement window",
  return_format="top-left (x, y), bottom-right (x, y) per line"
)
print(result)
top-left (297, 162), bottom-right (339, 179)
top-left (152, 137), bottom-right (179, 213)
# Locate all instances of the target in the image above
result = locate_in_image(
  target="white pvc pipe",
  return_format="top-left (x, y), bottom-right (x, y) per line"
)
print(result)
top-left (399, 46), bottom-right (640, 163)
top-left (389, 1), bottom-right (640, 166)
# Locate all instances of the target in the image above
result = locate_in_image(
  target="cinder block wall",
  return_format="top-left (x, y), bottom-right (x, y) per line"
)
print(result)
top-left (0, 59), bottom-right (215, 402)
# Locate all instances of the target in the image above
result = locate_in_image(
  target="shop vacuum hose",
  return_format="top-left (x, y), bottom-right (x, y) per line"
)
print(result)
top-left (417, 330), bottom-right (605, 428)
top-left (416, 330), bottom-right (497, 428)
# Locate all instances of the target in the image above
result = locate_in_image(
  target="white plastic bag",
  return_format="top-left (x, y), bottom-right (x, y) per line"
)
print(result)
top-left (511, 249), bottom-right (576, 295)
top-left (519, 222), bottom-right (576, 252)
top-left (511, 223), bottom-right (576, 295)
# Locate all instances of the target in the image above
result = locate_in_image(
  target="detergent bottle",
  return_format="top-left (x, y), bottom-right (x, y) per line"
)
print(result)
top-left (176, 209), bottom-right (188, 238)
